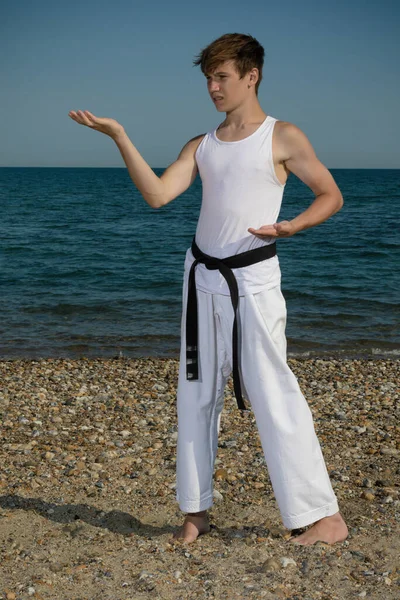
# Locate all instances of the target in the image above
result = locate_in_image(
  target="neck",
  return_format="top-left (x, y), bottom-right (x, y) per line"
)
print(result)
top-left (222, 99), bottom-right (266, 129)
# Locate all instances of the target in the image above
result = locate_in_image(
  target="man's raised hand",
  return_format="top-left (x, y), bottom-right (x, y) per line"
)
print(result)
top-left (68, 110), bottom-right (125, 140)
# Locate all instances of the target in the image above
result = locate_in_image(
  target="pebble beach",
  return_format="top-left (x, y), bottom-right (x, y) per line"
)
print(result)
top-left (0, 356), bottom-right (399, 600)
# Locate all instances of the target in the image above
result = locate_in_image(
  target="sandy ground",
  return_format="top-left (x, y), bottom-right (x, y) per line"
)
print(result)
top-left (0, 357), bottom-right (399, 600)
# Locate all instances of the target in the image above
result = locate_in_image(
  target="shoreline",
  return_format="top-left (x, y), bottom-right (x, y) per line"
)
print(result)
top-left (0, 347), bottom-right (399, 362)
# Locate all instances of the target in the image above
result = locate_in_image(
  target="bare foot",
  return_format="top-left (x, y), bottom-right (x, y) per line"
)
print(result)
top-left (288, 512), bottom-right (348, 546)
top-left (172, 511), bottom-right (211, 544)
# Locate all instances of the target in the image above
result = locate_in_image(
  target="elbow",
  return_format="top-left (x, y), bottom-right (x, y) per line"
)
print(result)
top-left (143, 185), bottom-right (169, 209)
top-left (143, 194), bottom-right (166, 209)
top-left (330, 190), bottom-right (343, 214)
top-left (149, 200), bottom-right (163, 209)
top-left (153, 197), bottom-right (169, 209)
top-left (148, 194), bottom-right (173, 209)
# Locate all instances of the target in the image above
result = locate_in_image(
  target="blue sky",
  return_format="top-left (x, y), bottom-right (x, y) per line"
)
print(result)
top-left (1, 0), bottom-right (399, 168)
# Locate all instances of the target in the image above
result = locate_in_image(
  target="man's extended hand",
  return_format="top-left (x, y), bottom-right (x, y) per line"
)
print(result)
top-left (248, 221), bottom-right (295, 239)
top-left (68, 110), bottom-right (125, 140)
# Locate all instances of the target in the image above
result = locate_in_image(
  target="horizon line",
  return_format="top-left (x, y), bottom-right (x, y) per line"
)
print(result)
top-left (1, 166), bottom-right (399, 170)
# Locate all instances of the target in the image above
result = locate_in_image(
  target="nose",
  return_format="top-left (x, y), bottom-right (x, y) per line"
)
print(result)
top-left (208, 80), bottom-right (220, 93)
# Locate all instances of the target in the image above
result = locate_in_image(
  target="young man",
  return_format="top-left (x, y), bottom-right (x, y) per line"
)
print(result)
top-left (69, 33), bottom-right (348, 546)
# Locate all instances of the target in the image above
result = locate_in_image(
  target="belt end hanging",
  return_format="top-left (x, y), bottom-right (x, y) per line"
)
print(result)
top-left (186, 345), bottom-right (198, 380)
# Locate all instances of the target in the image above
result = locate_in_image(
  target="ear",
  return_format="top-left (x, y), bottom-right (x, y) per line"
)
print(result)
top-left (248, 67), bottom-right (259, 88)
top-left (251, 68), bottom-right (259, 83)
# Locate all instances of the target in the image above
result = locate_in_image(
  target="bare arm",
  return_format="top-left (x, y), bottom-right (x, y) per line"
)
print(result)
top-left (68, 110), bottom-right (204, 209)
top-left (280, 123), bottom-right (344, 234)
top-left (248, 122), bottom-right (343, 239)
top-left (113, 131), bottom-right (204, 208)
top-left (159, 134), bottom-right (205, 207)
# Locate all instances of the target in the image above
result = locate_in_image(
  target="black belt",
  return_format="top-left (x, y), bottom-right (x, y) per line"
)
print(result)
top-left (186, 235), bottom-right (277, 414)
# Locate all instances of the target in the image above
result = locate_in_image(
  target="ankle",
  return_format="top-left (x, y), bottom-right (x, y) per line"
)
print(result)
top-left (187, 510), bottom-right (207, 517)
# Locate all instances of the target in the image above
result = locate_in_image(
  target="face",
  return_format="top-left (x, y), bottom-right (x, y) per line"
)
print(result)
top-left (206, 60), bottom-right (254, 111)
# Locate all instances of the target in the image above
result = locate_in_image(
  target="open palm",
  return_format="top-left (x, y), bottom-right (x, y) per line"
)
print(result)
top-left (248, 221), bottom-right (295, 238)
top-left (68, 110), bottom-right (124, 139)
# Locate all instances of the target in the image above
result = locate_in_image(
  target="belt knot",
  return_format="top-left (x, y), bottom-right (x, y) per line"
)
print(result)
top-left (204, 257), bottom-right (222, 270)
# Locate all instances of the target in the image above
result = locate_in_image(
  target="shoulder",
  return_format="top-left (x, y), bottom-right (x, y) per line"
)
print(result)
top-left (187, 133), bottom-right (207, 148)
top-left (274, 120), bottom-right (307, 141)
top-left (189, 133), bottom-right (207, 143)
top-left (178, 133), bottom-right (207, 159)
top-left (274, 121), bottom-right (314, 161)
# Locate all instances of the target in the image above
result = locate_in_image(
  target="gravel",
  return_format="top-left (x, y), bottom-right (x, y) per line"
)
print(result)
top-left (0, 356), bottom-right (399, 599)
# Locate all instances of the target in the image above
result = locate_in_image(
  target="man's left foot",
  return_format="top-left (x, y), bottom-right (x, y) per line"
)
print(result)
top-left (288, 512), bottom-right (348, 546)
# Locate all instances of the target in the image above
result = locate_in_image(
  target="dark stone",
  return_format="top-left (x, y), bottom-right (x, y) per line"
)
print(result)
top-left (375, 479), bottom-right (388, 487)
top-left (301, 559), bottom-right (310, 576)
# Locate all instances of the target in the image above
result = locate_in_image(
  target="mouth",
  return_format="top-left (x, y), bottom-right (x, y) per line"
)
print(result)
top-left (213, 96), bottom-right (224, 103)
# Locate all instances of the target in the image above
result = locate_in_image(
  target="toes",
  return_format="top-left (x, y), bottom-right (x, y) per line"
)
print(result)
top-left (294, 537), bottom-right (311, 546)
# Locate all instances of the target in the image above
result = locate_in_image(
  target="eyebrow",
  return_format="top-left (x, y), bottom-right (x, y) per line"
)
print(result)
top-left (206, 71), bottom-right (229, 76)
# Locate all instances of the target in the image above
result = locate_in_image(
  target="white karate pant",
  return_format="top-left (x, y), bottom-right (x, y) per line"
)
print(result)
top-left (175, 269), bottom-right (339, 530)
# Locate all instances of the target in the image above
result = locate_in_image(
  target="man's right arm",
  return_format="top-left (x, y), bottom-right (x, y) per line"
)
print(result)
top-left (113, 131), bottom-right (205, 208)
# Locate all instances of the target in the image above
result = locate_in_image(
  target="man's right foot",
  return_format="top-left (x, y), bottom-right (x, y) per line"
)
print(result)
top-left (172, 511), bottom-right (211, 544)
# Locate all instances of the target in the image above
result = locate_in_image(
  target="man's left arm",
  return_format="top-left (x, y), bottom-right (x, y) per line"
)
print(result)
top-left (248, 122), bottom-right (344, 238)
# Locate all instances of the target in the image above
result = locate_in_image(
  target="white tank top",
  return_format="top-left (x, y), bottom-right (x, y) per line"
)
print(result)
top-left (184, 114), bottom-right (286, 296)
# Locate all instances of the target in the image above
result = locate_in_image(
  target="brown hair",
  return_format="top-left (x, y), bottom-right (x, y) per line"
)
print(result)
top-left (193, 33), bottom-right (265, 95)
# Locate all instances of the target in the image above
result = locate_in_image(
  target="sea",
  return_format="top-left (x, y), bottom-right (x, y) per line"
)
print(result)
top-left (0, 167), bottom-right (399, 360)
